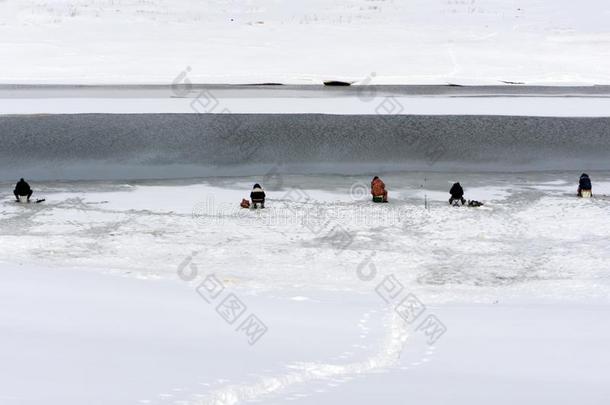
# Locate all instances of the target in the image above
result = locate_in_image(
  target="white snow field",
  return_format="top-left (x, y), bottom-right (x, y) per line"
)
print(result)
top-left (1, 172), bottom-right (610, 404)
top-left (0, 0), bottom-right (609, 85)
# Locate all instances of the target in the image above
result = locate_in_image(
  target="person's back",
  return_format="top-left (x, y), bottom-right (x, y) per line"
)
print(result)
top-left (449, 182), bottom-right (465, 205)
top-left (579, 174), bottom-right (592, 190)
top-left (578, 173), bottom-right (592, 197)
top-left (14, 178), bottom-right (33, 202)
top-left (450, 182), bottom-right (463, 198)
top-left (250, 184), bottom-right (266, 208)
top-left (370, 176), bottom-right (388, 202)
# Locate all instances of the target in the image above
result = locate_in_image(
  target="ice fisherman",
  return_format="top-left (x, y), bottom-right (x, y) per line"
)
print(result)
top-left (449, 182), bottom-right (466, 205)
top-left (371, 176), bottom-right (388, 203)
top-left (250, 183), bottom-right (266, 208)
top-left (14, 178), bottom-right (33, 202)
top-left (578, 173), bottom-right (592, 197)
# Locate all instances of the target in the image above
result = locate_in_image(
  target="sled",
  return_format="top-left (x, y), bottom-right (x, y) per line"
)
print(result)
top-left (468, 200), bottom-right (484, 207)
top-left (579, 190), bottom-right (592, 198)
top-left (372, 195), bottom-right (386, 203)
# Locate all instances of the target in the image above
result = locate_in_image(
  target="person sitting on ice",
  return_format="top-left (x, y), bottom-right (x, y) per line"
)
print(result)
top-left (250, 183), bottom-right (266, 208)
top-left (371, 176), bottom-right (388, 203)
top-left (449, 182), bottom-right (466, 206)
top-left (578, 173), bottom-right (592, 197)
top-left (13, 178), bottom-right (33, 202)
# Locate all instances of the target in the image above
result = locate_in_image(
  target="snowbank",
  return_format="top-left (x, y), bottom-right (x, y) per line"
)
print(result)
top-left (0, 0), bottom-right (609, 85)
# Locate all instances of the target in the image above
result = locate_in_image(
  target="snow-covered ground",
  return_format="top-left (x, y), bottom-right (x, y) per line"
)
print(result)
top-left (2, 172), bottom-right (610, 404)
top-left (1, 0), bottom-right (609, 85)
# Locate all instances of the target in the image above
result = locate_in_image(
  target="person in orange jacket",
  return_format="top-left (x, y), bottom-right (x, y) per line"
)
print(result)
top-left (371, 176), bottom-right (388, 203)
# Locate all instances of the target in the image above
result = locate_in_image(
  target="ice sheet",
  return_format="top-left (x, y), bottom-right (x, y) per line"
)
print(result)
top-left (2, 172), bottom-right (609, 300)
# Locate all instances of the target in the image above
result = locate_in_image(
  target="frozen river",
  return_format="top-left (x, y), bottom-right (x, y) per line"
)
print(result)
top-left (2, 85), bottom-right (609, 179)
top-left (1, 86), bottom-right (610, 404)
top-left (2, 0), bottom-right (610, 402)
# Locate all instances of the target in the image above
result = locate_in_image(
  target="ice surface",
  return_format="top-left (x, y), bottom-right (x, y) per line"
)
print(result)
top-left (3, 95), bottom-right (610, 116)
top-left (2, 172), bottom-right (610, 299)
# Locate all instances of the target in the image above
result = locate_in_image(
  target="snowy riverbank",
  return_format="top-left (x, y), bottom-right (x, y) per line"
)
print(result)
top-left (1, 0), bottom-right (609, 85)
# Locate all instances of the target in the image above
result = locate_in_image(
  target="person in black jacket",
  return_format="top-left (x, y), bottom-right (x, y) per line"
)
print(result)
top-left (449, 182), bottom-right (466, 205)
top-left (13, 178), bottom-right (33, 202)
top-left (578, 173), bottom-right (592, 197)
top-left (250, 183), bottom-right (266, 208)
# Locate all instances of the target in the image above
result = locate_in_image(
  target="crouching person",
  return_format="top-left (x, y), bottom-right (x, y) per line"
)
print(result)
top-left (578, 173), bottom-right (592, 198)
top-left (14, 178), bottom-right (33, 202)
top-left (449, 182), bottom-right (466, 206)
top-left (250, 183), bottom-right (266, 208)
top-left (371, 176), bottom-right (388, 203)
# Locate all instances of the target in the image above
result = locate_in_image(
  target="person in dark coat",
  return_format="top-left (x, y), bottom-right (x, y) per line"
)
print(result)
top-left (449, 182), bottom-right (466, 205)
top-left (13, 178), bottom-right (33, 202)
top-left (578, 173), bottom-right (592, 197)
top-left (250, 183), bottom-right (266, 208)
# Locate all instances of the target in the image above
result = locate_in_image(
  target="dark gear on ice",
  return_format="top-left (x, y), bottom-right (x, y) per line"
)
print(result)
top-left (250, 184), bottom-right (266, 208)
top-left (449, 182), bottom-right (466, 206)
top-left (578, 173), bottom-right (592, 197)
top-left (371, 176), bottom-right (388, 203)
top-left (14, 178), bottom-right (33, 202)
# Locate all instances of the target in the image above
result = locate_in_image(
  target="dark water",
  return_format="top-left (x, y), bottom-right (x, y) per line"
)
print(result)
top-left (1, 114), bottom-right (609, 180)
